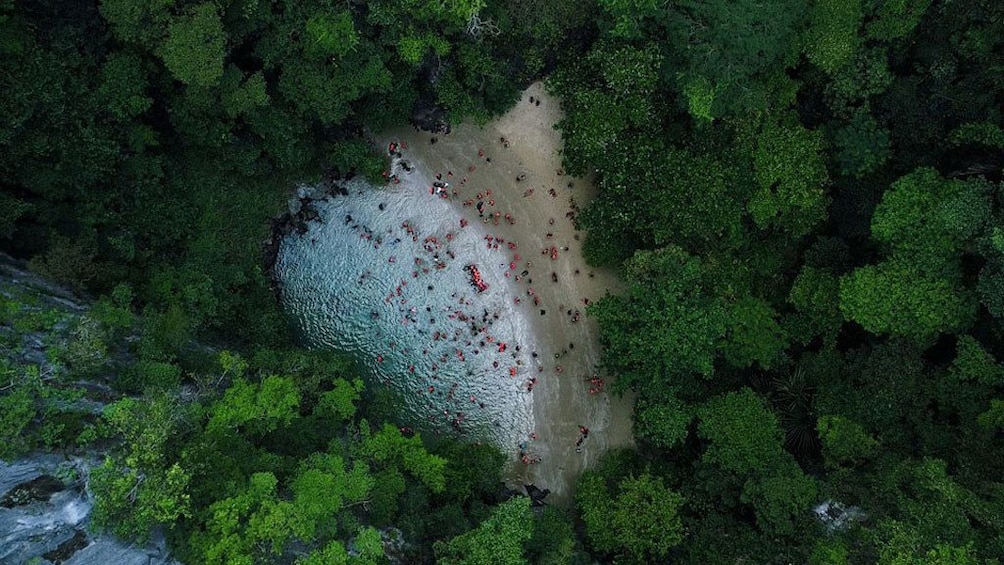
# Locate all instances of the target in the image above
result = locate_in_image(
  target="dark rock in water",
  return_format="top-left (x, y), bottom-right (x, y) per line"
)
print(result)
top-left (43, 530), bottom-right (87, 563)
top-left (264, 183), bottom-right (349, 300)
top-left (0, 474), bottom-right (64, 507)
top-left (524, 484), bottom-right (550, 507)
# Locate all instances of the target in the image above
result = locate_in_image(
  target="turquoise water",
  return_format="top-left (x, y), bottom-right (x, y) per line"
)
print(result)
top-left (274, 174), bottom-right (538, 447)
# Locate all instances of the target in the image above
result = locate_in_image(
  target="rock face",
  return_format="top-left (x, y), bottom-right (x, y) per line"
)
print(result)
top-left (0, 455), bottom-right (179, 565)
top-left (0, 256), bottom-right (180, 564)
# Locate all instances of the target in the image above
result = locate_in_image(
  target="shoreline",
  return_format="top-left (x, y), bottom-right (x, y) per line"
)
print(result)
top-left (376, 82), bottom-right (634, 503)
top-left (267, 81), bottom-right (635, 504)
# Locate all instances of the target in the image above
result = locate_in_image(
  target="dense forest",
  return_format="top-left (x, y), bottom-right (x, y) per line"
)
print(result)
top-left (2, 0), bottom-right (1004, 563)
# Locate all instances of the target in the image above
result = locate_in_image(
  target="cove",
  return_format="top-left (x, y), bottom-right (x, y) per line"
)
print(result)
top-left (273, 83), bottom-right (634, 502)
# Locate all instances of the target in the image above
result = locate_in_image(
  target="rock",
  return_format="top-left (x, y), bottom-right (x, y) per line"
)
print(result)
top-left (814, 499), bottom-right (866, 532)
top-left (0, 456), bottom-right (180, 565)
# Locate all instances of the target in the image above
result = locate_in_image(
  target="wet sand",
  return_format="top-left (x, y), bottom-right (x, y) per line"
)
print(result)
top-left (377, 82), bottom-right (634, 504)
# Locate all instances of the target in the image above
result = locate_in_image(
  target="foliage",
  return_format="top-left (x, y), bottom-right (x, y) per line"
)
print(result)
top-left (90, 395), bottom-right (193, 541)
top-left (804, 0), bottom-right (862, 73)
top-left (591, 246), bottom-right (725, 390)
top-left (577, 471), bottom-right (685, 562)
top-left (817, 415), bottom-right (878, 468)
top-left (697, 388), bottom-right (785, 476)
top-left (839, 260), bottom-right (976, 342)
top-left (744, 114), bottom-right (830, 237)
top-left (435, 496), bottom-right (534, 565)
top-left (5, 0), bottom-right (1004, 561)
top-left (159, 3), bottom-right (226, 87)
top-left (829, 109), bottom-right (891, 178)
top-left (870, 168), bottom-right (992, 272)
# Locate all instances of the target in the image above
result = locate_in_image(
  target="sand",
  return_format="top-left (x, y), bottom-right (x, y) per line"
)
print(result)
top-left (377, 82), bottom-right (634, 504)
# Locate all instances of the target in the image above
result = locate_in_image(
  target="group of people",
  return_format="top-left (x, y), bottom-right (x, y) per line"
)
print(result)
top-left (356, 136), bottom-right (609, 460)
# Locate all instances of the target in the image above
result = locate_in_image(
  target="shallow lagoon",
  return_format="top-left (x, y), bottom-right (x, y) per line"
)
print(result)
top-left (275, 174), bottom-right (539, 449)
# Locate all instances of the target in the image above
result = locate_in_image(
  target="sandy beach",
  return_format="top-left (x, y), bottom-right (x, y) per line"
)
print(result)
top-left (377, 82), bottom-right (635, 503)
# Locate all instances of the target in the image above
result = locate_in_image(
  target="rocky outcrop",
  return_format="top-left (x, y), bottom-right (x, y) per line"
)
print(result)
top-left (0, 255), bottom-right (179, 564)
top-left (262, 179), bottom-right (355, 300)
top-left (0, 455), bottom-right (179, 565)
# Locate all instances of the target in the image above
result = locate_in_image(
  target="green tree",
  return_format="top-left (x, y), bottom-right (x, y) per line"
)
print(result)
top-left (90, 395), bottom-right (193, 541)
top-left (817, 415), bottom-right (878, 468)
top-left (99, 0), bottom-right (174, 44)
top-left (666, 0), bottom-right (809, 117)
top-left (435, 496), bottom-right (534, 565)
top-left (590, 246), bottom-right (726, 390)
top-left (950, 336), bottom-right (1004, 387)
top-left (633, 391), bottom-right (691, 449)
top-left (830, 109), bottom-right (891, 178)
top-left (787, 265), bottom-right (843, 344)
top-left (804, 0), bottom-right (862, 73)
top-left (865, 0), bottom-right (931, 41)
top-left (304, 11), bottom-right (358, 59)
top-left (839, 260), bottom-right (976, 342)
top-left (577, 472), bottom-right (685, 562)
top-left (207, 375), bottom-right (300, 436)
top-left (740, 460), bottom-right (819, 537)
top-left (159, 3), bottom-right (226, 87)
top-left (96, 52), bottom-right (153, 121)
top-left (697, 388), bottom-right (785, 476)
top-left (744, 114), bottom-right (830, 237)
top-left (871, 168), bottom-right (992, 273)
top-left (359, 423), bottom-right (447, 493)
top-left (721, 295), bottom-right (788, 369)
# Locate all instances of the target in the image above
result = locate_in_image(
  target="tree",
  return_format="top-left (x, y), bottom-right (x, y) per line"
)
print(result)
top-left (359, 423), bottom-right (447, 493)
top-left (304, 11), bottom-right (359, 59)
top-left (803, 0), bottom-right (862, 74)
top-left (96, 52), bottom-right (153, 121)
top-left (577, 472), bottom-right (685, 562)
top-left (665, 0), bottom-right (809, 117)
top-left (98, 0), bottom-right (174, 44)
top-left (633, 390), bottom-right (691, 449)
top-left (829, 109), bottom-right (891, 178)
top-left (950, 336), bottom-right (1004, 387)
top-left (435, 496), bottom-right (534, 565)
top-left (817, 415), bottom-right (878, 468)
top-left (740, 460), bottom-right (819, 537)
top-left (90, 395), bottom-right (193, 541)
top-left (159, 3), bottom-right (226, 87)
top-left (206, 375), bottom-right (300, 436)
top-left (590, 246), bottom-right (726, 390)
top-left (744, 114), bottom-right (830, 237)
top-left (839, 260), bottom-right (976, 342)
top-left (697, 388), bottom-right (785, 476)
top-left (787, 265), bottom-right (843, 345)
top-left (721, 295), bottom-right (788, 370)
top-left (864, 0), bottom-right (931, 41)
top-left (870, 168), bottom-right (992, 274)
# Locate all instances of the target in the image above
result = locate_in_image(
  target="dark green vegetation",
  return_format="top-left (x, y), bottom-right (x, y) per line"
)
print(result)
top-left (561, 0), bottom-right (1004, 562)
top-left (2, 0), bottom-right (1004, 563)
top-left (0, 0), bottom-right (585, 562)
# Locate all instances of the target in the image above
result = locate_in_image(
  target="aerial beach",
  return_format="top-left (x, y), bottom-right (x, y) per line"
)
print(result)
top-left (378, 81), bottom-right (635, 500)
top-left (275, 81), bottom-right (634, 502)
